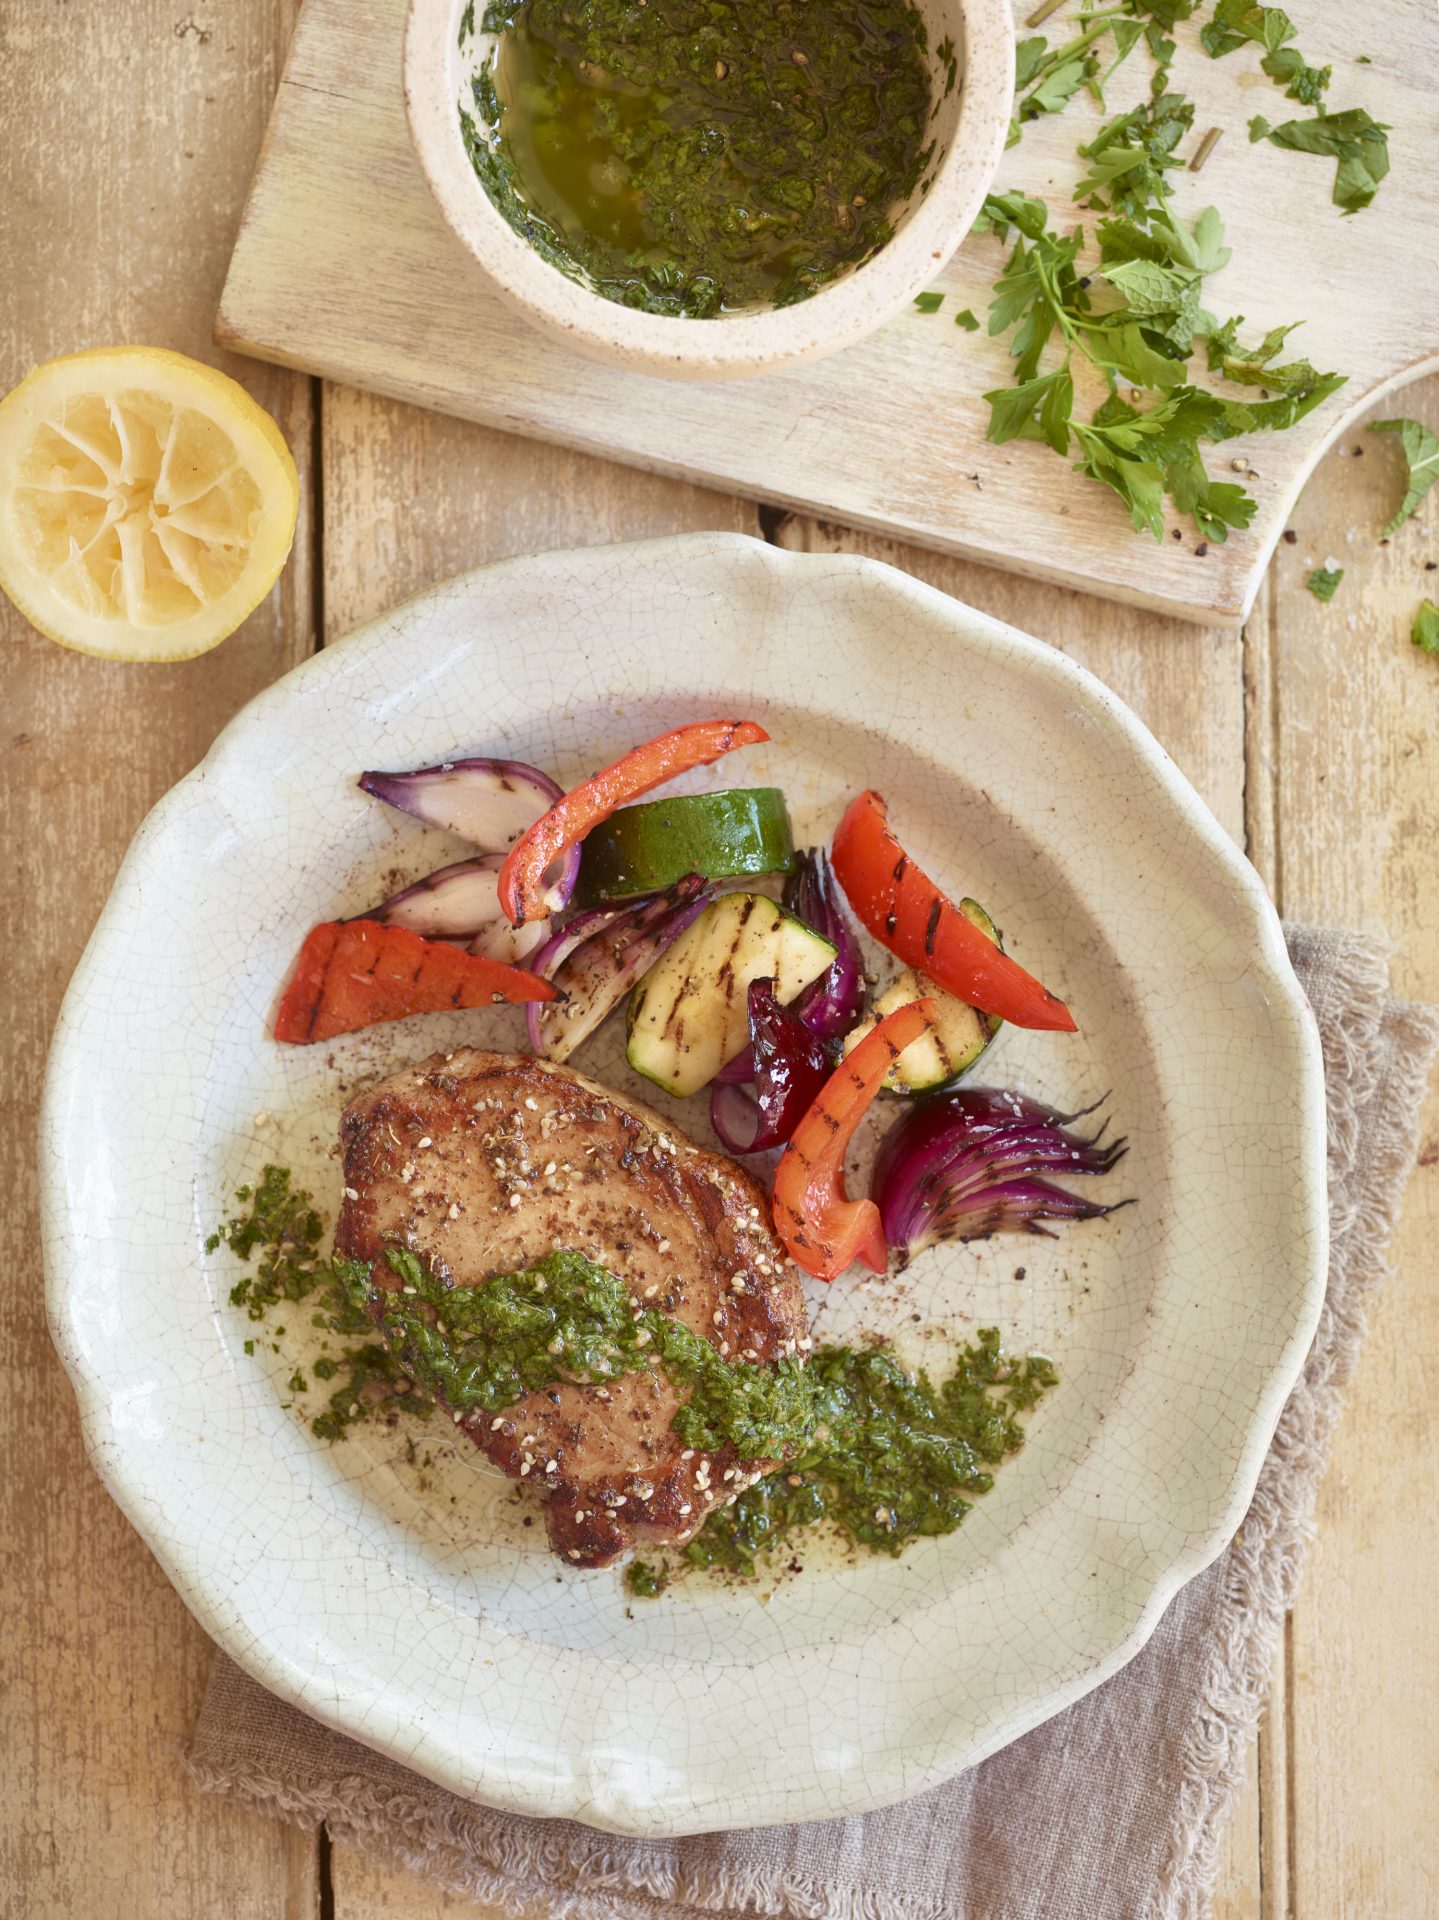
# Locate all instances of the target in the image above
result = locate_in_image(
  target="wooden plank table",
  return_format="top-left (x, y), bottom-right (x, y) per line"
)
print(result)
top-left (3, 5), bottom-right (1434, 1915)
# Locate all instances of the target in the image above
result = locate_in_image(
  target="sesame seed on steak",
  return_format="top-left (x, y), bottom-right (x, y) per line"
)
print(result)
top-left (335, 1048), bottom-right (809, 1568)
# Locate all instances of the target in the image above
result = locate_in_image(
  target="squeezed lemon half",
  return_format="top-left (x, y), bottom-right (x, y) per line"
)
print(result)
top-left (0, 346), bottom-right (299, 662)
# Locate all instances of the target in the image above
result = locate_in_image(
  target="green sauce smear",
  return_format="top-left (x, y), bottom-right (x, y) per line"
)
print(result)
top-left (339, 1245), bottom-right (815, 1462)
top-left (214, 1167), bottom-right (1054, 1592)
top-left (460, 0), bottom-right (936, 315)
top-left (636, 1333), bottom-right (1056, 1593)
top-left (208, 1166), bottom-right (424, 1443)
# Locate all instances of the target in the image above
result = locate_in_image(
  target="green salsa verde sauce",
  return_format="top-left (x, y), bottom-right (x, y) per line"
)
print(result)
top-left (637, 1331), bottom-right (1056, 1593)
top-left (459, 0), bottom-right (938, 315)
top-left (336, 1244), bottom-right (816, 1462)
top-left (214, 1168), bottom-right (1055, 1592)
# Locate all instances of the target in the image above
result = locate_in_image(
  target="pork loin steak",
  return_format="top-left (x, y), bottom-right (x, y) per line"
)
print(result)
top-left (335, 1048), bottom-right (810, 1568)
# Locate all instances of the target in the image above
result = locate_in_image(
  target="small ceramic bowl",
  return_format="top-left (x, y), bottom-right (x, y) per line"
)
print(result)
top-left (403, 0), bottom-right (1014, 381)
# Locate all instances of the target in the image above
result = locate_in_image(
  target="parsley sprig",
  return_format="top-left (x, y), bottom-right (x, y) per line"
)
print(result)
top-left (1012, 10), bottom-right (1143, 139)
top-left (954, 0), bottom-right (1391, 539)
top-left (976, 179), bottom-right (1343, 541)
top-left (1012, 0), bottom-right (1194, 141)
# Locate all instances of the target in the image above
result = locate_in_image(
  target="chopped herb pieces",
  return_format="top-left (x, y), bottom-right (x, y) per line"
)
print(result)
top-left (953, 308), bottom-right (981, 331)
top-left (1413, 600), bottom-right (1439, 654)
top-left (1198, 0), bottom-right (1386, 210)
top-left (1369, 419), bottom-right (1439, 538)
top-left (1200, 0), bottom-right (1297, 61)
top-left (1259, 108), bottom-right (1391, 215)
top-left (1260, 47), bottom-right (1331, 106)
top-left (914, 291), bottom-right (945, 313)
top-left (210, 1166), bottom-right (427, 1444)
top-left (974, 182), bottom-right (1342, 540)
top-left (626, 1560), bottom-right (669, 1598)
top-left (1306, 565), bottom-right (1344, 602)
top-left (1074, 94), bottom-right (1195, 214)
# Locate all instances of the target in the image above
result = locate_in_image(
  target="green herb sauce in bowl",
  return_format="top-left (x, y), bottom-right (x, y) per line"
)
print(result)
top-left (464, 0), bottom-right (938, 317)
top-left (404, 0), bottom-right (1015, 378)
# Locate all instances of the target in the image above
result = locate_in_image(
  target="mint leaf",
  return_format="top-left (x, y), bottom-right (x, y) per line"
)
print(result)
top-left (1369, 418), bottom-right (1439, 537)
top-left (1205, 318), bottom-right (1300, 378)
top-left (1100, 257), bottom-right (1196, 316)
top-left (1202, 314), bottom-right (1244, 366)
top-left (1197, 317), bottom-right (1346, 432)
top-left (1306, 565), bottom-right (1343, 602)
top-left (1413, 601), bottom-right (1439, 654)
top-left (1207, 368), bottom-right (1346, 437)
top-left (1262, 109), bottom-right (1391, 214)
top-left (1223, 352), bottom-right (1326, 395)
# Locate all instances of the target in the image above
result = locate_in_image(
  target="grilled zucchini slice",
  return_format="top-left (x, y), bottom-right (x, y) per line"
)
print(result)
top-left (626, 893), bottom-right (835, 1098)
top-left (842, 898), bottom-right (1003, 1093)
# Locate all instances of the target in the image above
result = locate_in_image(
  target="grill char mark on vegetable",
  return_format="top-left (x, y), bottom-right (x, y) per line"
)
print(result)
top-left (273, 921), bottom-right (555, 1045)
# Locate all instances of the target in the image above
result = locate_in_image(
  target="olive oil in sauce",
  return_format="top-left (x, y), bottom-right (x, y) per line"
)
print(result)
top-left (463, 0), bottom-right (937, 314)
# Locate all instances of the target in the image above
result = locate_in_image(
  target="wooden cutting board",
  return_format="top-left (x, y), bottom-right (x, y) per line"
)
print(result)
top-left (217, 0), bottom-right (1438, 626)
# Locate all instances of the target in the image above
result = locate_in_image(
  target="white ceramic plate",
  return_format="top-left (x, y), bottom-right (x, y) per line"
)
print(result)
top-left (42, 533), bottom-right (1326, 1836)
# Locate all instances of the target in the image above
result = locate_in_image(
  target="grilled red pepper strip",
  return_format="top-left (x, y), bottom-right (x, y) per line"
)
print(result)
top-left (498, 719), bottom-right (769, 925)
top-left (274, 919), bottom-right (556, 1045)
top-left (771, 999), bottom-right (935, 1282)
top-left (831, 790), bottom-right (1076, 1033)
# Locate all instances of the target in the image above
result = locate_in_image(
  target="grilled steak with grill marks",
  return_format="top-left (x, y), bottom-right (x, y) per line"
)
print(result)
top-left (335, 1048), bottom-right (809, 1568)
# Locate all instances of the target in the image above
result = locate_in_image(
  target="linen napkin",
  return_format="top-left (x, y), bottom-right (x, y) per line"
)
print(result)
top-left (186, 927), bottom-right (1439, 1920)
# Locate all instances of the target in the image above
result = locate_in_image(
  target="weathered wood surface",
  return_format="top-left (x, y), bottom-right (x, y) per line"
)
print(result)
top-left (215, 0), bottom-right (1439, 625)
top-left (0, 3), bottom-right (318, 1915)
top-left (4, 0), bottom-right (1437, 1909)
top-left (1244, 386), bottom-right (1439, 1920)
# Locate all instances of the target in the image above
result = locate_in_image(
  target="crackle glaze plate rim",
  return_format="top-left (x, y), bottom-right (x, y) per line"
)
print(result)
top-left (41, 532), bottom-right (1327, 1835)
